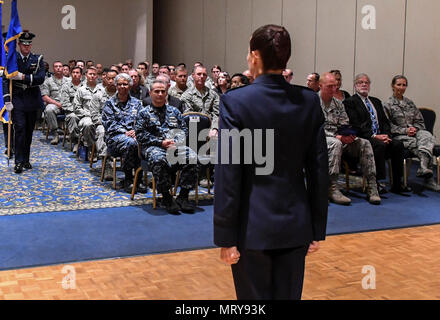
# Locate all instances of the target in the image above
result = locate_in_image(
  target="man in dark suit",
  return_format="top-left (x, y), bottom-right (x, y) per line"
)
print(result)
top-left (3, 31), bottom-right (46, 174)
top-left (343, 73), bottom-right (410, 194)
top-left (142, 74), bottom-right (184, 113)
top-left (214, 25), bottom-right (328, 300)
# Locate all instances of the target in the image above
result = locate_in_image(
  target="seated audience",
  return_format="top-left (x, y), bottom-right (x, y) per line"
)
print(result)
top-left (41, 61), bottom-right (69, 145)
top-left (230, 73), bottom-right (249, 89)
top-left (143, 74), bottom-right (185, 113)
top-left (135, 79), bottom-right (198, 214)
top-left (383, 75), bottom-right (440, 191)
top-left (307, 72), bottom-right (320, 92)
top-left (168, 65), bottom-right (189, 99)
top-left (129, 69), bottom-right (149, 101)
top-left (216, 72), bottom-right (231, 95)
top-left (330, 69), bottom-right (351, 101)
top-left (102, 73), bottom-right (146, 193)
top-left (60, 66), bottom-right (83, 153)
top-left (344, 73), bottom-right (409, 195)
top-left (73, 67), bottom-right (107, 157)
top-left (319, 72), bottom-right (380, 205)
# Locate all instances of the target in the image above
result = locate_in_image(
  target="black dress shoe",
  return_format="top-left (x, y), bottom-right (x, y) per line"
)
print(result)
top-left (175, 196), bottom-right (195, 213)
top-left (162, 197), bottom-right (181, 215)
top-left (14, 163), bottom-right (24, 174)
top-left (24, 163), bottom-right (32, 169)
top-left (390, 185), bottom-right (412, 196)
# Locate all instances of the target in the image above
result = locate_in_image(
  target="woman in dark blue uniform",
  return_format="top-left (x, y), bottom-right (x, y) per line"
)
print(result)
top-left (214, 25), bottom-right (329, 300)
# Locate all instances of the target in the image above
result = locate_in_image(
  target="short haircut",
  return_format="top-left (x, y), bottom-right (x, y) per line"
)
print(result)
top-left (312, 72), bottom-right (320, 82)
top-left (250, 24), bottom-right (291, 71)
top-left (176, 65), bottom-right (187, 74)
top-left (86, 66), bottom-right (97, 73)
top-left (156, 74), bottom-right (170, 84)
top-left (106, 69), bottom-right (118, 76)
top-left (138, 62), bottom-right (147, 68)
top-left (71, 66), bottom-right (82, 73)
top-left (150, 79), bottom-right (168, 91)
top-left (102, 67), bottom-right (111, 73)
top-left (115, 73), bottom-right (133, 86)
top-left (159, 65), bottom-right (170, 71)
top-left (177, 62), bottom-right (186, 68)
top-left (193, 65), bottom-right (206, 74)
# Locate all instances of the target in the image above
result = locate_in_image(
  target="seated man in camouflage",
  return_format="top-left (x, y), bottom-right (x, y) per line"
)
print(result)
top-left (73, 67), bottom-right (106, 158)
top-left (135, 79), bottom-right (198, 214)
top-left (60, 66), bottom-right (82, 153)
top-left (41, 61), bottom-right (69, 144)
top-left (319, 72), bottom-right (381, 205)
top-left (102, 73), bottom-right (146, 193)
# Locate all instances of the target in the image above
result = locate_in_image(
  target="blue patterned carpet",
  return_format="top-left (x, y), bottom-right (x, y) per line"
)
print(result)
top-left (0, 129), bottom-right (212, 216)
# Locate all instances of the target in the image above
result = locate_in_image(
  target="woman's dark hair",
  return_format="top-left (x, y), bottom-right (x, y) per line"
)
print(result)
top-left (250, 24), bottom-right (291, 71)
top-left (231, 73), bottom-right (250, 86)
top-left (391, 75), bottom-right (408, 86)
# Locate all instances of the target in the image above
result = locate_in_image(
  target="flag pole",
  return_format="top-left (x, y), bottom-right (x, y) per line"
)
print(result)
top-left (7, 81), bottom-right (12, 166)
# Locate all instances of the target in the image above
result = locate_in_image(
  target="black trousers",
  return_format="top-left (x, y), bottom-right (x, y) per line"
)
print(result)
top-left (12, 109), bottom-right (38, 164)
top-left (369, 138), bottom-right (404, 187)
top-left (231, 245), bottom-right (309, 300)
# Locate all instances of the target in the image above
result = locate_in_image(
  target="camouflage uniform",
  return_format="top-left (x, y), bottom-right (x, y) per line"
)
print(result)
top-left (181, 86), bottom-right (220, 130)
top-left (384, 96), bottom-right (435, 159)
top-left (60, 79), bottom-right (82, 141)
top-left (73, 84), bottom-right (108, 156)
top-left (320, 95), bottom-right (376, 178)
top-left (135, 104), bottom-right (198, 194)
top-left (41, 76), bottom-right (69, 132)
top-left (168, 85), bottom-right (188, 100)
top-left (102, 95), bottom-right (143, 178)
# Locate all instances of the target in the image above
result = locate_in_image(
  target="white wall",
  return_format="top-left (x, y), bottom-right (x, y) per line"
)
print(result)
top-left (2, 0), bottom-right (153, 68)
top-left (155, 0), bottom-right (440, 141)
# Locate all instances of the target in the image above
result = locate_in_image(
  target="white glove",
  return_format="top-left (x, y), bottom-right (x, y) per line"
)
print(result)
top-left (5, 102), bottom-right (13, 112)
top-left (10, 72), bottom-right (24, 80)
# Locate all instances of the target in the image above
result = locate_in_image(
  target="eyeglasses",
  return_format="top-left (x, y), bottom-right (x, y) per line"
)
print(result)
top-left (117, 83), bottom-right (130, 87)
top-left (356, 81), bottom-right (370, 85)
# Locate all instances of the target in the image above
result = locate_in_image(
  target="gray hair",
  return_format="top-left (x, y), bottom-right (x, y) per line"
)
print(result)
top-left (150, 79), bottom-right (168, 91)
top-left (156, 74), bottom-right (170, 85)
top-left (115, 73), bottom-right (133, 87)
top-left (354, 73), bottom-right (371, 84)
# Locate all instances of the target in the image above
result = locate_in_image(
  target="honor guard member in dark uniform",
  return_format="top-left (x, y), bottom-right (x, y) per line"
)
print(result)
top-left (2, 31), bottom-right (46, 173)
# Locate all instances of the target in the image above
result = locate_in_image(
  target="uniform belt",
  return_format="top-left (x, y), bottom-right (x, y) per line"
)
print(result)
top-left (13, 83), bottom-right (37, 90)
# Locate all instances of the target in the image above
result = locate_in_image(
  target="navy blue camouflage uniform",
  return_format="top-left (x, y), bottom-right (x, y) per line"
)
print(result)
top-left (135, 104), bottom-right (198, 194)
top-left (102, 95), bottom-right (143, 179)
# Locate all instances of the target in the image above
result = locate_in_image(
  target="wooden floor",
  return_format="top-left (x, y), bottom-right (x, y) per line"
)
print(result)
top-left (0, 225), bottom-right (439, 300)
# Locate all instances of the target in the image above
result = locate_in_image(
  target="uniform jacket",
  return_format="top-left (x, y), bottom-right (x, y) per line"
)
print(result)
top-left (135, 104), bottom-right (187, 150)
top-left (213, 74), bottom-right (329, 250)
top-left (3, 52), bottom-right (46, 111)
top-left (102, 94), bottom-right (143, 145)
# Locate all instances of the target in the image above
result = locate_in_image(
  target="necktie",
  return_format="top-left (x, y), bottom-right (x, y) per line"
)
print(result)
top-left (23, 56), bottom-right (27, 64)
top-left (365, 98), bottom-right (379, 135)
